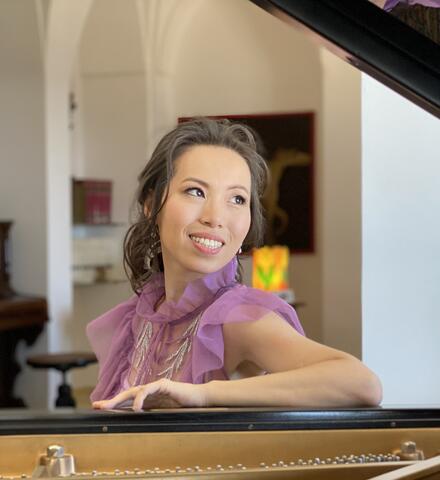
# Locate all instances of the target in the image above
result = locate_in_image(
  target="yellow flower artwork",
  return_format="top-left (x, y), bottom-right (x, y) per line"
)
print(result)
top-left (252, 246), bottom-right (289, 291)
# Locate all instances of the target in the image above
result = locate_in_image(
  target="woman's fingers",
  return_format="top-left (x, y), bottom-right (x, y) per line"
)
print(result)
top-left (132, 385), bottom-right (151, 411)
top-left (133, 379), bottom-right (177, 411)
top-left (92, 379), bottom-right (203, 411)
top-left (93, 381), bottom-right (175, 411)
top-left (92, 386), bottom-right (141, 410)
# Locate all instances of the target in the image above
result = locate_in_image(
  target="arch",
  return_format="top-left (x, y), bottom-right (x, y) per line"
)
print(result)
top-left (134, 0), bottom-right (204, 151)
top-left (44, 0), bottom-right (93, 405)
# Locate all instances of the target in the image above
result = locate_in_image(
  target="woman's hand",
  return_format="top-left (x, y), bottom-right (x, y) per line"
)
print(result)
top-left (92, 378), bottom-right (207, 411)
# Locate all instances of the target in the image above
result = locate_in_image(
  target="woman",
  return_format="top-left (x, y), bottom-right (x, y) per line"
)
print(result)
top-left (88, 118), bottom-right (382, 411)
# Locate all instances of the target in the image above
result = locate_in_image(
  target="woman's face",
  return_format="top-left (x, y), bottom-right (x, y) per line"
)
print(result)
top-left (156, 145), bottom-right (252, 281)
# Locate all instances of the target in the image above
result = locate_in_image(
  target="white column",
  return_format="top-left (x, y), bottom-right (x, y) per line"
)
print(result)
top-left (45, 0), bottom-right (93, 406)
top-left (321, 49), bottom-right (362, 358)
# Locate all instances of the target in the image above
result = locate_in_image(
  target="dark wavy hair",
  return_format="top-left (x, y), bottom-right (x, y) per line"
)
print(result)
top-left (124, 117), bottom-right (269, 293)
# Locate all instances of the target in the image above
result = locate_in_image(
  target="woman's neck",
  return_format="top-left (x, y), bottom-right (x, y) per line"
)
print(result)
top-left (162, 267), bottom-right (204, 304)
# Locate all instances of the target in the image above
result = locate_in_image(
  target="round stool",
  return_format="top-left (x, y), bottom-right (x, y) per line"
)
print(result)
top-left (27, 352), bottom-right (97, 407)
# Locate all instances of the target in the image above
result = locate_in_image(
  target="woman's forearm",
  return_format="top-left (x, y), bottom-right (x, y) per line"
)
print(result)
top-left (203, 359), bottom-right (382, 408)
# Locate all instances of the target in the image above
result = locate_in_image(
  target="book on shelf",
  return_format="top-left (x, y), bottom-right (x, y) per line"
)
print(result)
top-left (73, 178), bottom-right (112, 225)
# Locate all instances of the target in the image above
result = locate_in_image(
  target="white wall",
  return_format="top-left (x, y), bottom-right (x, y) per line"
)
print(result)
top-left (362, 75), bottom-right (440, 404)
top-left (0, 2), bottom-right (46, 297)
top-left (0, 0), bottom-right (49, 408)
top-left (77, 0), bottom-right (147, 225)
top-left (71, 0), bottom-right (147, 389)
top-left (72, 0), bottom-right (147, 224)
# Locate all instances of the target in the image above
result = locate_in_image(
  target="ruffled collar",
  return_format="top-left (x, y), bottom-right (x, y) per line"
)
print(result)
top-left (136, 257), bottom-right (238, 323)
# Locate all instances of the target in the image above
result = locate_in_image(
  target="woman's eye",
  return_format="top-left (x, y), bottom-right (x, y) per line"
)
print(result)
top-left (186, 187), bottom-right (204, 198)
top-left (232, 195), bottom-right (247, 205)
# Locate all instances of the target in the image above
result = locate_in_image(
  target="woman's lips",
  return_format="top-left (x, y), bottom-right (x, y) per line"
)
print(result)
top-left (189, 234), bottom-right (224, 255)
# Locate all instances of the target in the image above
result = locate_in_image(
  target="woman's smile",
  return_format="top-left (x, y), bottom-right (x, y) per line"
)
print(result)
top-left (189, 233), bottom-right (225, 255)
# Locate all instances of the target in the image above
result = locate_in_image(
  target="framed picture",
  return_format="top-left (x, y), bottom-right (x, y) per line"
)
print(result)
top-left (178, 112), bottom-right (315, 253)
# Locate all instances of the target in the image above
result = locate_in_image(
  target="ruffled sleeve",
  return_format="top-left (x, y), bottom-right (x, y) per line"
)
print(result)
top-left (86, 295), bottom-right (138, 401)
top-left (192, 285), bottom-right (305, 384)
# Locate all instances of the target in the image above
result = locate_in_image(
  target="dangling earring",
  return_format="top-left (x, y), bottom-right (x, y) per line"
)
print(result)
top-left (144, 226), bottom-right (161, 271)
top-left (237, 246), bottom-right (243, 255)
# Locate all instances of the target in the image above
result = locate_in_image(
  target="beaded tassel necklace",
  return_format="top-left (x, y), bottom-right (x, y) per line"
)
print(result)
top-left (127, 311), bottom-right (202, 386)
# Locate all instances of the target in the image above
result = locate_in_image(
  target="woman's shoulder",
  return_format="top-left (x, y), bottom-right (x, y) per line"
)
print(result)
top-left (215, 283), bottom-right (294, 312)
top-left (203, 284), bottom-right (304, 335)
top-left (86, 293), bottom-right (140, 369)
top-left (192, 284), bottom-right (303, 383)
top-left (86, 294), bottom-right (139, 335)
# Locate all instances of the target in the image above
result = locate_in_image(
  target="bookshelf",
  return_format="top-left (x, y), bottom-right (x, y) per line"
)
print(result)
top-left (71, 178), bottom-right (128, 285)
top-left (72, 222), bottom-right (127, 286)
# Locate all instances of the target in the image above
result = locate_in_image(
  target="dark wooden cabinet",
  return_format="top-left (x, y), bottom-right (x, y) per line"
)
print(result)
top-left (0, 295), bottom-right (48, 407)
top-left (0, 221), bottom-right (48, 407)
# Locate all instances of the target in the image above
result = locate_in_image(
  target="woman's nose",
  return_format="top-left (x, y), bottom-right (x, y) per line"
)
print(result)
top-left (200, 199), bottom-right (223, 228)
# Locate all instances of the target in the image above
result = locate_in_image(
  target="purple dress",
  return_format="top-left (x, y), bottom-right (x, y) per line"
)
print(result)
top-left (87, 257), bottom-right (304, 402)
top-left (384, 0), bottom-right (440, 10)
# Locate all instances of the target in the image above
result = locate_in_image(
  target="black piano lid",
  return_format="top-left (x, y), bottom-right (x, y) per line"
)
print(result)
top-left (2, 407), bottom-right (440, 435)
top-left (250, 0), bottom-right (440, 119)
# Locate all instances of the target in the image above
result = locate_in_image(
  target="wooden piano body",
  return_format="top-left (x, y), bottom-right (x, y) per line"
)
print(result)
top-left (1, 407), bottom-right (440, 479)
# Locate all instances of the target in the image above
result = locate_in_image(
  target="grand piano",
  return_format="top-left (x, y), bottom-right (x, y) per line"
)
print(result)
top-left (1, 407), bottom-right (440, 478)
top-left (1, 1), bottom-right (440, 479)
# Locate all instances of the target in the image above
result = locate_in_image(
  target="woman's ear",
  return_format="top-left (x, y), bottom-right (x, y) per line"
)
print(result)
top-left (143, 192), bottom-right (153, 218)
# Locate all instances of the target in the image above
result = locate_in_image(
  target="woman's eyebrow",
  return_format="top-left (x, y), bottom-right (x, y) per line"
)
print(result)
top-left (182, 177), bottom-right (249, 195)
top-left (229, 185), bottom-right (250, 195)
top-left (181, 177), bottom-right (209, 188)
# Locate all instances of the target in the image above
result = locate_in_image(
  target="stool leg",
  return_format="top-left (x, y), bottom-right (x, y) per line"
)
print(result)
top-left (55, 371), bottom-right (76, 408)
